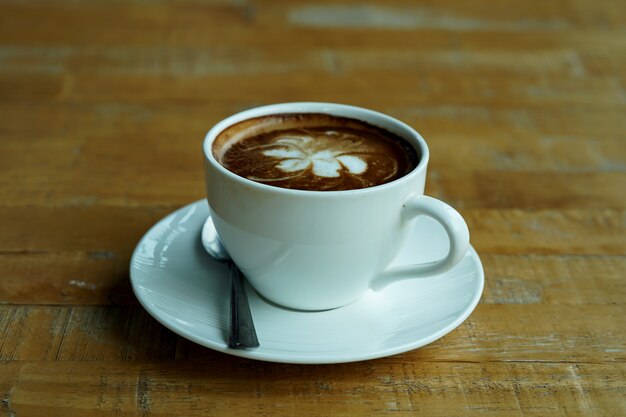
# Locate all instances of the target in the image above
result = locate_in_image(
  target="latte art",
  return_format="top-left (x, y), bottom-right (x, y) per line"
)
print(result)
top-left (213, 113), bottom-right (419, 191)
top-left (249, 131), bottom-right (397, 184)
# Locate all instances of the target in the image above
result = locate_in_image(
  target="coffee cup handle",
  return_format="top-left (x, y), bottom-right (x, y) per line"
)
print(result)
top-left (370, 195), bottom-right (470, 291)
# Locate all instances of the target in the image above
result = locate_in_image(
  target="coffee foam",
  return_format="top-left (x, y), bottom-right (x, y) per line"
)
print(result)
top-left (252, 133), bottom-right (374, 180)
top-left (213, 113), bottom-right (418, 191)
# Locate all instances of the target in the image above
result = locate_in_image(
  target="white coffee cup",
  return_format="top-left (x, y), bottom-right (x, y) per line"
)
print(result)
top-left (203, 102), bottom-right (469, 310)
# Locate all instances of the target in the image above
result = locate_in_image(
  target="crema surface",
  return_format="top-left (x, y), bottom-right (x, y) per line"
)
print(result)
top-left (213, 113), bottom-right (419, 191)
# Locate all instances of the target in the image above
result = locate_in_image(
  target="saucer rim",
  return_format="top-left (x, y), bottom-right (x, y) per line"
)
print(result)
top-left (130, 199), bottom-right (485, 364)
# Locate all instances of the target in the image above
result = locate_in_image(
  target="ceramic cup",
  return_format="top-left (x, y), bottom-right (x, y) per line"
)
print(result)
top-left (203, 102), bottom-right (470, 310)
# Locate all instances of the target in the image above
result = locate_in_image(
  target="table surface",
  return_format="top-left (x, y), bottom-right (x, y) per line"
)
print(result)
top-left (1, 0), bottom-right (625, 415)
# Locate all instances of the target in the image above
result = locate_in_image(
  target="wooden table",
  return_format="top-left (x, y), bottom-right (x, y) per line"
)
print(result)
top-left (1, 0), bottom-right (625, 415)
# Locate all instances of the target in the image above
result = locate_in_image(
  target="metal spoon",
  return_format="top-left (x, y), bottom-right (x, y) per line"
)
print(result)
top-left (201, 215), bottom-right (259, 349)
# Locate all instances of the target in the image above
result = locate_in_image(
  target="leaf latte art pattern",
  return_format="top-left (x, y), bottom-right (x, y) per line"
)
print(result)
top-left (248, 130), bottom-right (397, 185)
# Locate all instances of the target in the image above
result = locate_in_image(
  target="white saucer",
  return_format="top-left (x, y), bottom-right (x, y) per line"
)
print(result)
top-left (130, 200), bottom-right (484, 364)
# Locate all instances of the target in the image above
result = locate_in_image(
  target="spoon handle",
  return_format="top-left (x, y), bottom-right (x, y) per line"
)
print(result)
top-left (228, 263), bottom-right (260, 349)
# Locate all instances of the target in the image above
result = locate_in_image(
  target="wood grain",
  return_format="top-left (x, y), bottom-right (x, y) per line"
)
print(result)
top-left (1, 0), bottom-right (625, 415)
top-left (1, 254), bottom-right (624, 306)
top-left (0, 304), bottom-right (624, 364)
top-left (1, 360), bottom-right (624, 416)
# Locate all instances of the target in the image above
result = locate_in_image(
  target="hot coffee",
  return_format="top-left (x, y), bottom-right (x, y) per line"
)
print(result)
top-left (212, 113), bottom-right (419, 191)
top-left (204, 103), bottom-right (470, 310)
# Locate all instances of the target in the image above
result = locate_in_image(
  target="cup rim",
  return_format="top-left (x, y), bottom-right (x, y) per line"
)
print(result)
top-left (203, 102), bottom-right (430, 196)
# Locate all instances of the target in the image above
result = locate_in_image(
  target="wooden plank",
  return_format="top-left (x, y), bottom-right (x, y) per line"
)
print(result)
top-left (0, 306), bottom-right (178, 361)
top-left (464, 209), bottom-right (626, 255)
top-left (479, 254), bottom-right (626, 305)
top-left (0, 101), bottom-right (248, 141)
top-left (526, 106), bottom-right (626, 138)
top-left (0, 2), bottom-right (251, 46)
top-left (0, 251), bottom-right (134, 305)
top-left (1, 305), bottom-right (624, 363)
top-left (420, 304), bottom-right (626, 364)
top-left (424, 132), bottom-right (626, 173)
top-left (2, 100), bottom-right (624, 157)
top-left (265, 0), bottom-right (626, 37)
top-left (1, 72), bottom-right (620, 108)
top-left (1, 112), bottom-right (624, 210)
top-left (2, 101), bottom-right (624, 147)
top-left (0, 205), bottom-right (175, 253)
top-left (1, 0), bottom-right (625, 52)
top-left (1, 360), bottom-right (624, 416)
top-left (1, 253), bottom-right (624, 306)
top-left (0, 46), bottom-right (329, 77)
top-left (567, 0), bottom-right (626, 29)
top-left (281, 2), bottom-right (575, 31)
top-left (1, 104), bottom-right (624, 211)
top-left (0, 45), bottom-right (594, 78)
top-left (180, 304), bottom-right (626, 364)
top-left (580, 49), bottom-right (626, 79)
top-left (0, 207), bottom-right (623, 255)
top-left (2, 103), bottom-right (625, 162)
top-left (0, 73), bottom-right (63, 99)
top-left (0, 145), bottom-right (626, 209)
top-left (430, 171), bottom-right (626, 209)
